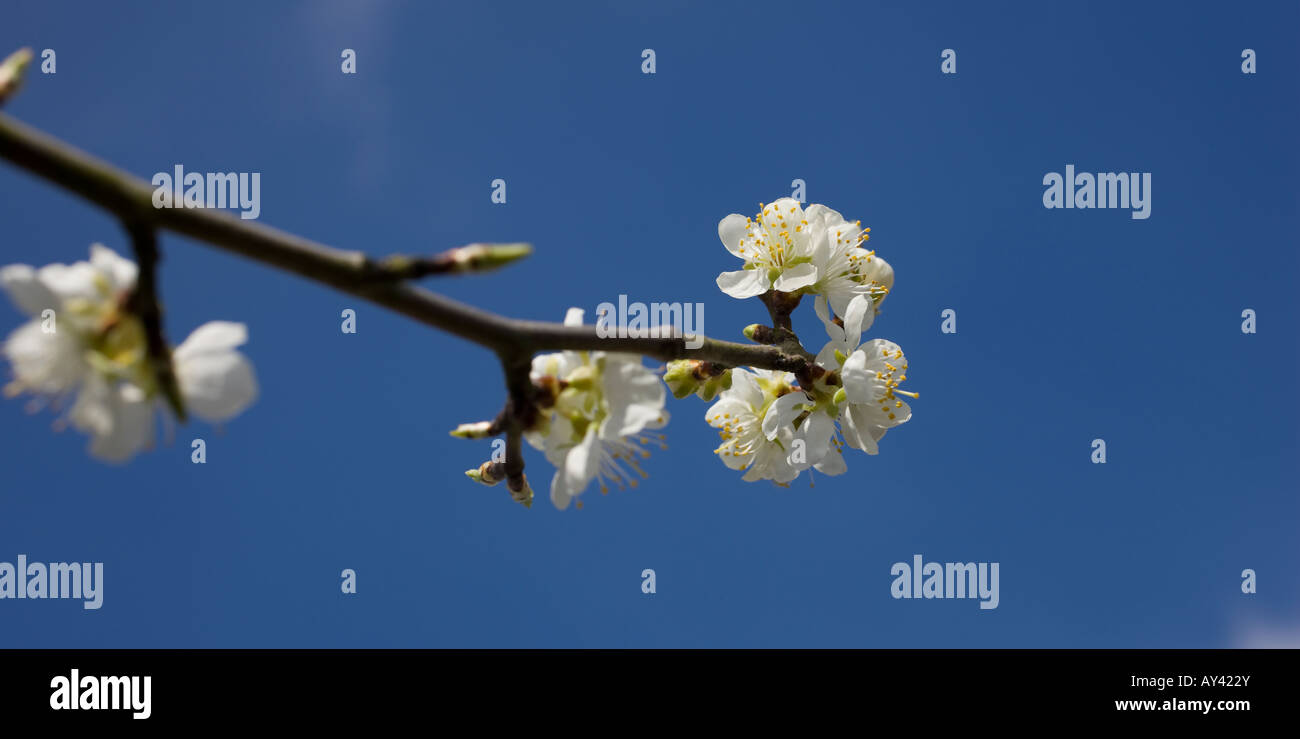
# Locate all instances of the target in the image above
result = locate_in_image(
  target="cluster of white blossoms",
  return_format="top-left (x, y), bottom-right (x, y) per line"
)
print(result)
top-left (706, 198), bottom-right (914, 485)
top-left (716, 197), bottom-right (894, 316)
top-left (1, 244), bottom-right (258, 462)
top-left (524, 308), bottom-right (669, 510)
top-left (456, 198), bottom-right (914, 509)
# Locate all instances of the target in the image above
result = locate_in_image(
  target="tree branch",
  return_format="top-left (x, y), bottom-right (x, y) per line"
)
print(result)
top-left (0, 108), bottom-right (837, 504)
top-left (0, 112), bottom-right (815, 374)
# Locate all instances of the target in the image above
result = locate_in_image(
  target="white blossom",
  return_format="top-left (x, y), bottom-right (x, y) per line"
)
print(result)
top-left (804, 204), bottom-right (892, 317)
top-left (715, 199), bottom-right (893, 320)
top-left (715, 198), bottom-right (819, 299)
top-left (814, 295), bottom-right (914, 456)
top-left (1, 245), bottom-right (257, 462)
top-left (705, 368), bottom-right (806, 484)
top-left (526, 308), bottom-right (668, 509)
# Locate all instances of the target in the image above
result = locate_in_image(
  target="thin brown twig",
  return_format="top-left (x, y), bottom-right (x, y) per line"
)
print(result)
top-left (122, 220), bottom-right (186, 421)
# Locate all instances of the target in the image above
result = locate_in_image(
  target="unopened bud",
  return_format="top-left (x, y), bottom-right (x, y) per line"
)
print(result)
top-left (743, 323), bottom-right (777, 344)
top-left (0, 48), bottom-right (33, 104)
top-left (507, 473), bottom-right (534, 508)
top-left (664, 359), bottom-right (732, 401)
top-left (696, 367), bottom-right (732, 402)
top-left (465, 460), bottom-right (505, 486)
top-left (451, 242), bottom-right (533, 272)
top-left (663, 359), bottom-right (699, 399)
top-left (450, 420), bottom-right (495, 439)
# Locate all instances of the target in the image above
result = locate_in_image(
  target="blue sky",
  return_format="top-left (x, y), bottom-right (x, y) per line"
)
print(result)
top-left (1, 0), bottom-right (1296, 647)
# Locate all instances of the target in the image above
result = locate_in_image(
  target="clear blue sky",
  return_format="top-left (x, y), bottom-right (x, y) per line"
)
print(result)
top-left (1, 1), bottom-right (1296, 647)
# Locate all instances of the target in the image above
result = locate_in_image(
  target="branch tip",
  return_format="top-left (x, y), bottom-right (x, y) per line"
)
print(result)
top-left (0, 48), bottom-right (33, 106)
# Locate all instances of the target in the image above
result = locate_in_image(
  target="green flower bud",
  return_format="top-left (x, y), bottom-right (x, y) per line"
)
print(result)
top-left (663, 359), bottom-right (699, 399)
top-left (450, 420), bottom-right (495, 439)
top-left (695, 368), bottom-right (733, 402)
top-left (451, 242), bottom-right (532, 272)
top-left (0, 48), bottom-right (33, 104)
top-left (743, 323), bottom-right (777, 344)
top-left (465, 461), bottom-right (504, 487)
top-left (663, 360), bottom-right (732, 401)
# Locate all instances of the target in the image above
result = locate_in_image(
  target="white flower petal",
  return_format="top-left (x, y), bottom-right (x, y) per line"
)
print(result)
top-left (814, 294), bottom-right (845, 346)
top-left (173, 321), bottom-right (248, 362)
top-left (601, 357), bottom-right (665, 437)
top-left (705, 397), bottom-right (752, 426)
top-left (803, 203), bottom-right (846, 231)
top-left (745, 436), bottom-right (799, 483)
top-left (841, 404), bottom-right (880, 455)
top-left (813, 446), bottom-right (847, 476)
top-left (877, 399), bottom-right (911, 427)
top-left (798, 411), bottom-right (836, 465)
top-left (841, 294), bottom-right (874, 347)
top-left (0, 265), bottom-right (58, 316)
top-left (717, 213), bottom-right (750, 258)
top-left (727, 368), bottom-right (764, 410)
top-left (719, 444), bottom-right (753, 471)
top-left (542, 415), bottom-right (575, 467)
top-left (762, 391), bottom-right (806, 441)
top-left (88, 385), bottom-right (154, 463)
top-left (561, 425), bottom-right (601, 495)
top-left (3, 320), bottom-right (85, 393)
top-left (69, 374), bottom-right (115, 435)
top-left (814, 341), bottom-right (841, 369)
top-left (36, 262), bottom-right (99, 304)
top-left (840, 350), bottom-right (874, 404)
top-left (642, 408), bottom-right (668, 430)
top-left (89, 244), bottom-right (138, 293)
top-left (716, 269), bottom-right (768, 299)
top-left (772, 262), bottom-right (817, 292)
top-left (531, 351), bottom-right (577, 381)
top-left (524, 428), bottom-right (546, 451)
top-left (864, 254), bottom-right (894, 293)
top-left (549, 470), bottom-right (574, 510)
top-left (828, 287), bottom-right (862, 319)
top-left (764, 198), bottom-right (805, 225)
top-left (176, 349), bottom-right (258, 423)
top-left (563, 307), bottom-right (585, 327)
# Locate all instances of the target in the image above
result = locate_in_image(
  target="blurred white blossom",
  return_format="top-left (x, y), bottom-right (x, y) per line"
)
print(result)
top-left (1, 244), bottom-right (256, 462)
